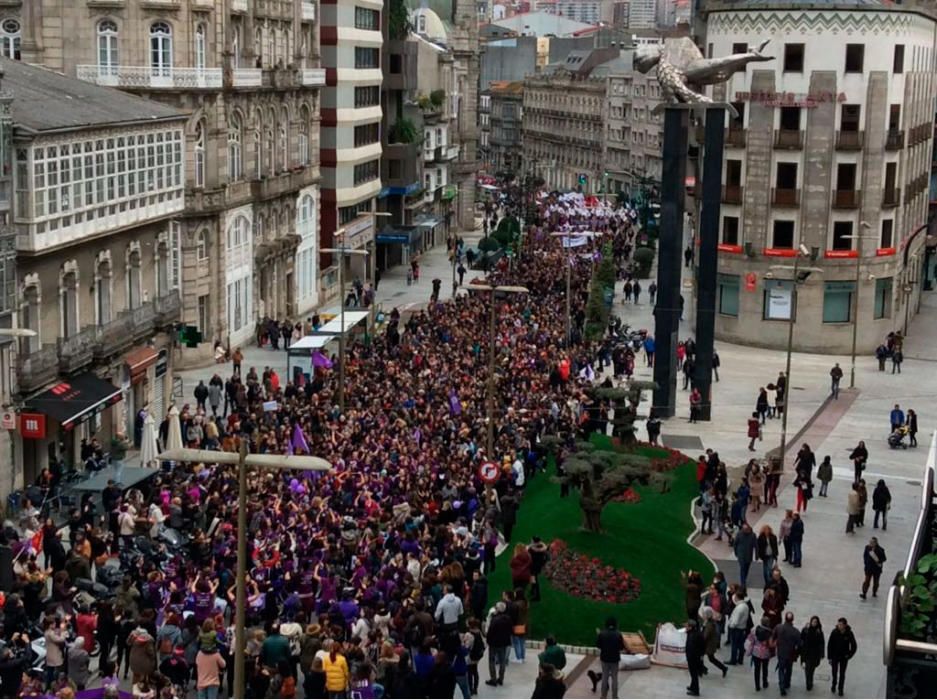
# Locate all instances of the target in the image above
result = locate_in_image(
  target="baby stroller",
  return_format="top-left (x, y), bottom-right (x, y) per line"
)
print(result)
top-left (888, 424), bottom-right (909, 449)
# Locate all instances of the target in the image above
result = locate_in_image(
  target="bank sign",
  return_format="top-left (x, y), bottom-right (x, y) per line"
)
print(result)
top-left (735, 91), bottom-right (847, 108)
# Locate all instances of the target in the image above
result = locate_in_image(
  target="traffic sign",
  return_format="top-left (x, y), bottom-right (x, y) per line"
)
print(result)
top-left (1, 410), bottom-right (14, 430)
top-left (478, 461), bottom-right (500, 484)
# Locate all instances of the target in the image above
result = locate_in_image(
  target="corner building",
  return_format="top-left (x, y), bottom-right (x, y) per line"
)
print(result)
top-left (700, 0), bottom-right (936, 353)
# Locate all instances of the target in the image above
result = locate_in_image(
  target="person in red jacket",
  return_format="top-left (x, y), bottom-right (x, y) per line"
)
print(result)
top-left (747, 412), bottom-right (761, 452)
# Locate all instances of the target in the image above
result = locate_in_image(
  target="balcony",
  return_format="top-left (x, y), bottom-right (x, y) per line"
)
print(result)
top-left (300, 68), bottom-right (326, 87)
top-left (772, 187), bottom-right (800, 207)
top-left (57, 328), bottom-right (97, 375)
top-left (382, 143), bottom-right (421, 190)
top-left (437, 144), bottom-right (460, 161)
top-left (721, 185), bottom-right (743, 204)
top-left (836, 129), bottom-right (864, 151)
top-left (774, 129), bottom-right (804, 149)
top-left (90, 292), bottom-right (180, 364)
top-left (232, 68), bottom-right (262, 87)
top-left (886, 129), bottom-right (906, 150)
top-left (250, 168), bottom-right (316, 201)
top-left (302, 0), bottom-right (315, 20)
top-left (16, 344), bottom-right (59, 395)
top-left (883, 187), bottom-right (901, 208)
top-left (832, 189), bottom-right (861, 208)
top-left (76, 64), bottom-right (222, 89)
top-left (232, 0), bottom-right (247, 11)
top-left (725, 127), bottom-right (746, 148)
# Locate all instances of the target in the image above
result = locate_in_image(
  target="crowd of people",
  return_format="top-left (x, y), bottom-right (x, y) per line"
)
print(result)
top-left (2, 192), bottom-right (647, 699)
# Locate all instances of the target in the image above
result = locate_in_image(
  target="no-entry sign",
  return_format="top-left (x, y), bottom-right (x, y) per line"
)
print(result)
top-left (478, 461), bottom-right (500, 484)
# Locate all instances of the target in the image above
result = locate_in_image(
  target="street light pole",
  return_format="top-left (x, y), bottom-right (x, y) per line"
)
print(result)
top-left (157, 447), bottom-right (331, 699)
top-left (846, 224), bottom-right (875, 389)
top-left (322, 241), bottom-right (368, 413)
top-left (551, 232), bottom-right (574, 345)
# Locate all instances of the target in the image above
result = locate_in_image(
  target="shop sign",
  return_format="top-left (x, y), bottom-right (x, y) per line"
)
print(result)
top-left (336, 215), bottom-right (374, 250)
top-left (735, 90), bottom-right (847, 108)
top-left (824, 249), bottom-right (858, 259)
top-left (745, 272), bottom-right (757, 292)
top-left (20, 413), bottom-right (46, 439)
top-left (1, 410), bottom-right (14, 430)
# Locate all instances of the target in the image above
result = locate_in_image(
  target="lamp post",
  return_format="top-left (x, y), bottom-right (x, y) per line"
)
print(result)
top-left (463, 283), bottom-right (529, 457)
top-left (844, 222), bottom-right (877, 389)
top-left (770, 246), bottom-right (823, 468)
top-left (322, 241), bottom-right (369, 413)
top-left (550, 232), bottom-right (577, 345)
top-left (367, 212), bottom-right (392, 326)
top-left (157, 447), bottom-right (331, 699)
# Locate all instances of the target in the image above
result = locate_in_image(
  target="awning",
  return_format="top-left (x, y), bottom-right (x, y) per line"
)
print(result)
top-left (287, 334), bottom-right (335, 357)
top-left (26, 372), bottom-right (122, 431)
top-left (377, 227), bottom-right (422, 246)
top-left (125, 346), bottom-right (159, 384)
top-left (416, 217), bottom-right (442, 229)
top-left (319, 310), bottom-right (369, 335)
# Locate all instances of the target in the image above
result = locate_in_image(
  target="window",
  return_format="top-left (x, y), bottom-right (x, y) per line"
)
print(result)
top-left (194, 121), bottom-right (205, 187)
top-left (1, 18), bottom-right (20, 60)
top-left (764, 279), bottom-right (794, 320)
top-left (881, 219), bottom-right (894, 248)
top-left (196, 229), bottom-right (209, 261)
top-left (339, 201), bottom-right (371, 224)
top-left (775, 161), bottom-right (797, 189)
top-left (726, 159), bottom-right (742, 187)
top-left (60, 266), bottom-right (79, 338)
top-left (97, 20), bottom-right (119, 75)
top-left (254, 128), bottom-right (262, 179)
top-left (722, 216), bottom-right (740, 245)
top-left (355, 7), bottom-right (379, 30)
top-left (779, 107), bottom-right (800, 131)
top-left (228, 112), bottom-right (242, 181)
top-left (195, 23), bottom-right (206, 71)
top-left (232, 23), bottom-right (240, 69)
top-left (730, 101), bottom-right (745, 128)
top-left (845, 43), bottom-right (864, 73)
top-left (150, 22), bottom-right (173, 77)
top-left (127, 247), bottom-right (142, 310)
top-left (354, 86), bottom-right (380, 107)
top-left (893, 44), bottom-right (905, 74)
top-left (839, 105), bottom-right (861, 133)
top-left (156, 239), bottom-right (170, 296)
top-left (298, 106), bottom-right (310, 165)
top-left (198, 294), bottom-right (210, 335)
top-left (353, 159), bottom-right (379, 185)
top-left (354, 122), bottom-right (380, 147)
top-left (874, 277), bottom-right (893, 319)
top-left (95, 256), bottom-right (112, 325)
top-left (783, 43), bottom-right (804, 72)
top-left (889, 104), bottom-right (901, 132)
top-left (772, 220), bottom-right (795, 249)
top-left (278, 107), bottom-right (289, 171)
top-left (731, 42), bottom-right (748, 55)
top-left (823, 281), bottom-right (855, 323)
top-left (390, 54), bottom-right (402, 73)
top-left (717, 274), bottom-right (740, 317)
top-left (354, 47), bottom-right (379, 69)
top-left (832, 220), bottom-right (854, 251)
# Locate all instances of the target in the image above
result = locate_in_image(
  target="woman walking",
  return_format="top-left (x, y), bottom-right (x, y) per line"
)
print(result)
top-left (756, 525), bottom-right (779, 588)
top-left (510, 588), bottom-right (529, 663)
top-left (872, 479), bottom-right (892, 531)
top-left (849, 441), bottom-right (868, 484)
top-left (800, 616), bottom-right (825, 691)
top-left (817, 456), bottom-right (833, 497)
top-left (907, 409), bottom-right (919, 447)
top-left (745, 616), bottom-right (775, 692)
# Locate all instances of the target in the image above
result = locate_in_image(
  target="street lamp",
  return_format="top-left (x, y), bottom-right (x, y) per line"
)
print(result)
top-left (550, 232), bottom-right (579, 345)
top-left (770, 244), bottom-right (822, 468)
top-left (157, 446), bottom-right (331, 699)
top-left (463, 283), bottom-right (529, 457)
top-left (367, 212), bottom-right (393, 327)
top-left (322, 239), bottom-right (369, 412)
top-left (844, 222), bottom-right (878, 389)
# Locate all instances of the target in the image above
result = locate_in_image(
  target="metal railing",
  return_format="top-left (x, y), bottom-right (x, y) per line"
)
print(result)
top-left (885, 129), bottom-right (905, 150)
top-left (836, 129), bottom-right (864, 150)
top-left (76, 65), bottom-right (222, 89)
top-left (721, 184), bottom-right (743, 204)
top-left (774, 129), bottom-right (804, 149)
top-left (832, 189), bottom-right (861, 208)
top-left (232, 68), bottom-right (262, 87)
top-left (771, 187), bottom-right (800, 207)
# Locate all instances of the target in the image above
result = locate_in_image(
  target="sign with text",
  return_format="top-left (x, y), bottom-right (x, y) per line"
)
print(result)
top-left (735, 90), bottom-right (847, 108)
top-left (19, 413), bottom-right (46, 439)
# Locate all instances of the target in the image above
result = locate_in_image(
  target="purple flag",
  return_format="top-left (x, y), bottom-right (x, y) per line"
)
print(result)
top-left (291, 424), bottom-right (310, 455)
top-left (311, 350), bottom-right (333, 369)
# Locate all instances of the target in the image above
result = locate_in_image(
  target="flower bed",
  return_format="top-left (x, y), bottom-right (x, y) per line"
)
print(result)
top-left (543, 539), bottom-right (641, 604)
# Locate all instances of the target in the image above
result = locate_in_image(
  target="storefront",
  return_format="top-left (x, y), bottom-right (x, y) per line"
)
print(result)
top-left (22, 373), bottom-right (122, 479)
top-left (376, 227), bottom-right (423, 270)
top-left (123, 346), bottom-right (160, 445)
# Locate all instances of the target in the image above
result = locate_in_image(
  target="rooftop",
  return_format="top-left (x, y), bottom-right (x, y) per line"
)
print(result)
top-left (0, 57), bottom-right (187, 134)
top-left (488, 10), bottom-right (596, 37)
top-left (489, 80), bottom-right (525, 95)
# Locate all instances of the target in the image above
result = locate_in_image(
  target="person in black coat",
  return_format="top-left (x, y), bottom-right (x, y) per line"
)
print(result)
top-left (907, 409), bottom-right (919, 447)
top-left (485, 603), bottom-right (513, 687)
top-left (532, 663), bottom-right (567, 699)
top-left (469, 571), bottom-right (488, 622)
top-left (528, 537), bottom-right (549, 602)
top-left (427, 652), bottom-right (457, 699)
top-left (800, 616), bottom-right (825, 691)
top-left (685, 619), bottom-right (706, 697)
top-left (861, 537), bottom-right (887, 599)
top-left (872, 479), bottom-right (892, 530)
top-left (827, 618), bottom-right (857, 697)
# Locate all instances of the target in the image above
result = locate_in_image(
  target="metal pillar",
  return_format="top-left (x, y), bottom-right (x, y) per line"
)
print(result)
top-left (693, 107), bottom-right (726, 421)
top-left (652, 108), bottom-right (689, 417)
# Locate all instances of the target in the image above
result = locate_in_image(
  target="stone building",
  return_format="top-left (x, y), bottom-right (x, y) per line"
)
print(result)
top-left (488, 81), bottom-right (524, 176)
top-left (2, 58), bottom-right (185, 484)
top-left (700, 0), bottom-right (937, 352)
top-left (18, 0), bottom-right (325, 360)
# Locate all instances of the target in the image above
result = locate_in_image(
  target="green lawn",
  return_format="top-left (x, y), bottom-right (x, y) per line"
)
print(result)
top-left (488, 436), bottom-right (714, 645)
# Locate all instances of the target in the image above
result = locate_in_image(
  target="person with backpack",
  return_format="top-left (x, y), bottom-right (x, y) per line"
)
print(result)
top-left (745, 616), bottom-right (775, 692)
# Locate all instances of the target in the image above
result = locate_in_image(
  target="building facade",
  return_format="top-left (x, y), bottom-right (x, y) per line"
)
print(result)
top-left (18, 0), bottom-right (325, 360)
top-left (479, 89), bottom-right (491, 169)
top-left (2, 58), bottom-right (185, 486)
top-left (320, 0), bottom-right (383, 286)
top-left (701, 1), bottom-right (937, 352)
top-left (488, 81), bottom-right (524, 176)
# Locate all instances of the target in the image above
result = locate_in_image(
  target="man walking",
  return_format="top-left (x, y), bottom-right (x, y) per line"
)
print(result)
top-left (595, 617), bottom-right (625, 699)
top-left (846, 483), bottom-right (861, 534)
top-left (733, 523), bottom-right (756, 589)
top-left (890, 403), bottom-right (905, 433)
top-left (827, 618), bottom-right (857, 697)
top-left (684, 619), bottom-right (705, 697)
top-left (484, 602), bottom-right (512, 687)
top-left (649, 281), bottom-right (657, 304)
top-left (860, 537), bottom-right (887, 599)
top-left (772, 612), bottom-right (801, 696)
top-left (829, 363), bottom-right (843, 399)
